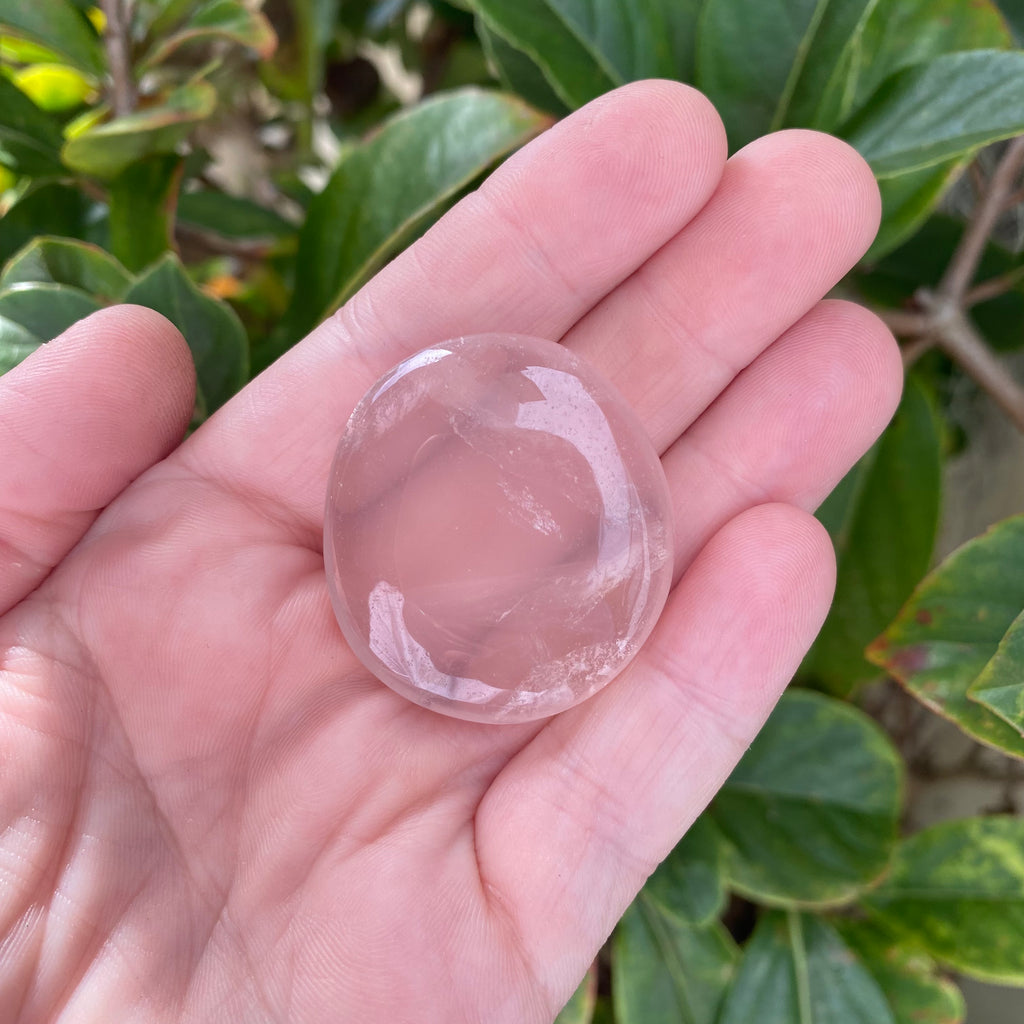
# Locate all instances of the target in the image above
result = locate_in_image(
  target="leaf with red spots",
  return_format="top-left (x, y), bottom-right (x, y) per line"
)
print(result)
top-left (867, 515), bottom-right (1024, 760)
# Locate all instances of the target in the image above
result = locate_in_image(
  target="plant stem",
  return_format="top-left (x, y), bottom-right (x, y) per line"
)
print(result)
top-left (101, 0), bottom-right (137, 117)
top-left (917, 290), bottom-right (1024, 432)
top-left (965, 265), bottom-right (1024, 307)
top-left (940, 137), bottom-right (1024, 302)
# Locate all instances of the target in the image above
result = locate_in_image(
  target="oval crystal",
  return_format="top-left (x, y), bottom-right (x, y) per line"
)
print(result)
top-left (324, 334), bottom-right (674, 723)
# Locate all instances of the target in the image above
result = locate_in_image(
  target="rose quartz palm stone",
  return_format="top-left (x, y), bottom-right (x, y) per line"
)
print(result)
top-left (324, 333), bottom-right (674, 723)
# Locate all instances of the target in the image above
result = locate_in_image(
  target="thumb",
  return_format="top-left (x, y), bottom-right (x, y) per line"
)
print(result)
top-left (0, 304), bottom-right (195, 614)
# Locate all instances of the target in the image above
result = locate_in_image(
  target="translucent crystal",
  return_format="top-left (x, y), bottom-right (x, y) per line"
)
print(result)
top-left (324, 334), bottom-right (674, 723)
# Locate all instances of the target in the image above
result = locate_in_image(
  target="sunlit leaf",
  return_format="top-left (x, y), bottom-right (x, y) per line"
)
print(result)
top-left (13, 62), bottom-right (94, 110)
top-left (0, 0), bottom-right (104, 75)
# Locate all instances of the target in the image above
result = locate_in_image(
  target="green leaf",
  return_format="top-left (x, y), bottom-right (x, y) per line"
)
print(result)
top-left (0, 0), bottom-right (104, 76)
top-left (0, 311), bottom-right (46, 372)
top-left (177, 190), bottom-right (295, 244)
top-left (472, 0), bottom-right (699, 109)
top-left (709, 690), bottom-right (902, 907)
top-left (866, 158), bottom-right (967, 263)
top-left (862, 816), bottom-right (1024, 985)
top-left (469, 0), bottom-right (617, 108)
top-left (273, 88), bottom-right (546, 352)
top-left (859, 214), bottom-right (1024, 353)
top-left (613, 897), bottom-right (737, 1024)
top-left (109, 154), bottom-right (183, 272)
top-left (554, 966), bottom-right (597, 1024)
top-left (717, 911), bottom-right (896, 1024)
top-left (867, 516), bottom-right (1024, 760)
top-left (0, 281), bottom-right (101, 342)
top-left (122, 253), bottom-right (248, 413)
top-left (141, 0), bottom-right (276, 70)
top-left (477, 17), bottom-right (569, 116)
top-left (802, 377), bottom-right (941, 695)
top-left (0, 236), bottom-right (132, 301)
top-left (696, 0), bottom-right (877, 147)
top-left (0, 74), bottom-right (65, 175)
top-left (968, 610), bottom-right (1024, 735)
top-left (61, 82), bottom-right (216, 179)
top-left (843, 50), bottom-right (1024, 178)
top-left (641, 815), bottom-right (726, 926)
top-left (836, 919), bottom-right (966, 1024)
top-left (0, 181), bottom-right (93, 263)
top-left (847, 0), bottom-right (1010, 122)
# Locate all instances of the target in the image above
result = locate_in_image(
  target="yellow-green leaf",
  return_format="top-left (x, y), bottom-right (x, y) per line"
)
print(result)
top-left (13, 62), bottom-right (94, 110)
top-left (862, 817), bottom-right (1024, 985)
top-left (61, 82), bottom-right (216, 179)
top-left (0, 0), bottom-right (104, 75)
top-left (867, 515), bottom-right (1024, 760)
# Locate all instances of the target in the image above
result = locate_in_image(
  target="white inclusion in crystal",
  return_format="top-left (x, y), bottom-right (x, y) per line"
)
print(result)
top-left (516, 366), bottom-right (634, 590)
top-left (367, 580), bottom-right (506, 704)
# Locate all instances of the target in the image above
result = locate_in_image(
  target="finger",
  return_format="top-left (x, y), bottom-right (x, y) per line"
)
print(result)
top-left (182, 81), bottom-right (728, 535)
top-left (0, 306), bottom-right (195, 613)
top-left (563, 130), bottom-right (881, 452)
top-left (663, 299), bottom-right (902, 576)
top-left (475, 503), bottom-right (836, 1005)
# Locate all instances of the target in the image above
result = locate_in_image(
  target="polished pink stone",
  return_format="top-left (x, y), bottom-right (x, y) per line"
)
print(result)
top-left (324, 334), bottom-right (673, 723)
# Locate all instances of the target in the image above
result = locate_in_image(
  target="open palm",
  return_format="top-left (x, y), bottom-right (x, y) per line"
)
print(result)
top-left (1, 82), bottom-right (901, 1023)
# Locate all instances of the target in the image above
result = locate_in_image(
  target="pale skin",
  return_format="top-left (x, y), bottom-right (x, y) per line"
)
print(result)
top-left (1, 82), bottom-right (902, 1022)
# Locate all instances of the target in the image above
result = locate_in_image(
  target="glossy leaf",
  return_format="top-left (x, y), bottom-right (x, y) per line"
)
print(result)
top-left (477, 17), bottom-right (569, 116)
top-left (847, 0), bottom-right (1010, 123)
top-left (469, 0), bottom-right (617, 108)
top-left (717, 912), bottom-right (896, 1024)
top-left (61, 82), bottom-right (216, 179)
top-left (109, 154), bottom-right (183, 271)
top-left (867, 516), bottom-right (1024, 760)
top-left (0, 281), bottom-right (101, 343)
top-left (122, 253), bottom-right (248, 413)
top-left (0, 236), bottom-right (132, 301)
top-left (0, 74), bottom-right (65, 175)
top-left (0, 0), bottom-right (104, 75)
top-left (862, 816), bottom-right (1024, 984)
top-left (274, 89), bottom-right (546, 350)
top-left (613, 897), bottom-right (737, 1024)
top-left (837, 919), bottom-right (966, 1024)
top-left (866, 158), bottom-right (967, 262)
top-left (13, 63), bottom-right (94, 110)
top-left (802, 377), bottom-right (941, 695)
top-left (141, 0), bottom-right (276, 69)
top-left (177, 190), bottom-right (295, 243)
top-left (641, 815), bottom-right (726, 926)
top-left (0, 312), bottom-right (43, 373)
top-left (554, 965), bottom-right (597, 1024)
top-left (696, 0), bottom-right (874, 147)
top-left (844, 50), bottom-right (1024, 178)
top-left (709, 690), bottom-right (902, 907)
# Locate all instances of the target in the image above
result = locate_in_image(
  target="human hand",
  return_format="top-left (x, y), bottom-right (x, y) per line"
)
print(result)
top-left (0, 81), bottom-right (901, 1023)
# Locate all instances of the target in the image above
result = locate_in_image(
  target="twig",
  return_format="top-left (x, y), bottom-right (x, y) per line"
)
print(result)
top-left (901, 336), bottom-right (935, 369)
top-left (918, 290), bottom-right (1024, 432)
top-left (965, 265), bottom-right (1024, 307)
top-left (940, 137), bottom-right (1024, 302)
top-left (877, 309), bottom-right (930, 337)
top-left (101, 0), bottom-right (136, 117)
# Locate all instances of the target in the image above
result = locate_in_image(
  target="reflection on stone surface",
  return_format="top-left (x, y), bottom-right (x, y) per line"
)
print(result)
top-left (324, 334), bottom-right (674, 723)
